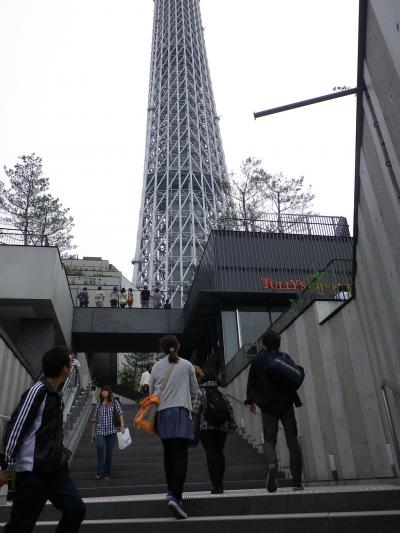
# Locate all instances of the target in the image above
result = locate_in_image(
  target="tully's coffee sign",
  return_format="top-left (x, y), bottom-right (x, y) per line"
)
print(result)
top-left (260, 277), bottom-right (307, 290)
top-left (260, 277), bottom-right (350, 292)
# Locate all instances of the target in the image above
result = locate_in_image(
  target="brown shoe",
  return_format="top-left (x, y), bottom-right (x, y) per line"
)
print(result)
top-left (95, 475), bottom-right (103, 480)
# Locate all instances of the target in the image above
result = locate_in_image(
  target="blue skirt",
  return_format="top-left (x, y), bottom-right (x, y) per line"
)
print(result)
top-left (156, 407), bottom-right (194, 440)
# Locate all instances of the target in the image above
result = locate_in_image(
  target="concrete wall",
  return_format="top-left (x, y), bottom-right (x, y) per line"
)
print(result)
top-left (0, 336), bottom-right (33, 419)
top-left (279, 0), bottom-right (400, 481)
top-left (0, 246), bottom-right (74, 346)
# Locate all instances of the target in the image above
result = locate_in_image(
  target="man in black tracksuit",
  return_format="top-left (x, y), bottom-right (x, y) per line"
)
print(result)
top-left (245, 330), bottom-right (303, 493)
top-left (0, 346), bottom-right (86, 532)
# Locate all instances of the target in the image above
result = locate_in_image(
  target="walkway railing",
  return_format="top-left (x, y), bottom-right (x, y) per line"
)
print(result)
top-left (269, 258), bottom-right (353, 334)
top-left (0, 227), bottom-right (49, 246)
top-left (381, 381), bottom-right (400, 476)
top-left (213, 214), bottom-right (350, 237)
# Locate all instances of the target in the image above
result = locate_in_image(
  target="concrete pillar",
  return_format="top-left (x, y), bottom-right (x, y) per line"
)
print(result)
top-left (17, 319), bottom-right (57, 379)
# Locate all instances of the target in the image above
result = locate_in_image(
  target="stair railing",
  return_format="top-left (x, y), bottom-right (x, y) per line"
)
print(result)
top-left (225, 391), bottom-right (267, 452)
top-left (381, 381), bottom-right (400, 474)
top-left (0, 414), bottom-right (11, 503)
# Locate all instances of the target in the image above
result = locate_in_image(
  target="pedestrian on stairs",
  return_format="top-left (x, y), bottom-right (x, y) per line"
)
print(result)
top-left (91, 385), bottom-right (125, 480)
top-left (192, 367), bottom-right (237, 494)
top-left (149, 335), bottom-right (199, 519)
top-left (0, 346), bottom-right (86, 532)
top-left (245, 330), bottom-right (304, 493)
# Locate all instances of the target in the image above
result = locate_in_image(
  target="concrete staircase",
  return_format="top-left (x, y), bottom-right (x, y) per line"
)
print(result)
top-left (1, 405), bottom-right (400, 531)
top-left (70, 404), bottom-right (268, 497)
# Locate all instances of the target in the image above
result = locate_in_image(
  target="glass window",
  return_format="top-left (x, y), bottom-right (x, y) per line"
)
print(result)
top-left (221, 311), bottom-right (239, 364)
top-left (238, 311), bottom-right (270, 347)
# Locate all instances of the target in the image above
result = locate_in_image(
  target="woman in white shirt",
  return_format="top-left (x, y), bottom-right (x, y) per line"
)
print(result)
top-left (149, 335), bottom-right (198, 519)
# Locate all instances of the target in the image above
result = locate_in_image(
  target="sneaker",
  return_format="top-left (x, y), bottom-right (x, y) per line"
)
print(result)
top-left (165, 491), bottom-right (172, 499)
top-left (168, 496), bottom-right (188, 519)
top-left (266, 465), bottom-right (278, 493)
top-left (292, 483), bottom-right (304, 491)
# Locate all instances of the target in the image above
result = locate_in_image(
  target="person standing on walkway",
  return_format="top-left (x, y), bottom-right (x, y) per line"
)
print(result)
top-left (119, 288), bottom-right (128, 308)
top-left (91, 385), bottom-right (124, 480)
top-left (149, 335), bottom-right (198, 519)
top-left (245, 330), bottom-right (304, 492)
top-left (127, 288), bottom-right (134, 308)
top-left (77, 287), bottom-right (89, 307)
top-left (110, 286), bottom-right (119, 308)
top-left (152, 288), bottom-right (163, 309)
top-left (140, 285), bottom-right (150, 308)
top-left (192, 368), bottom-right (236, 494)
top-left (0, 346), bottom-right (86, 532)
top-left (139, 365), bottom-right (151, 397)
top-left (95, 286), bottom-right (105, 307)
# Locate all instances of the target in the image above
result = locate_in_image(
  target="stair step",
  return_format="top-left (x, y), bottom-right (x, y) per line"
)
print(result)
top-left (9, 510), bottom-right (400, 533)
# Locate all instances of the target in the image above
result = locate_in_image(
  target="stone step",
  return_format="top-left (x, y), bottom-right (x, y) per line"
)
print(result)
top-left (1, 486), bottom-right (399, 523)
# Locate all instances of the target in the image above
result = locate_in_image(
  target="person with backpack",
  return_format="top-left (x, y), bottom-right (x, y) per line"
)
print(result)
top-left (77, 287), bottom-right (89, 307)
top-left (245, 330), bottom-right (304, 493)
top-left (0, 346), bottom-right (86, 532)
top-left (192, 368), bottom-right (236, 494)
top-left (149, 335), bottom-right (198, 519)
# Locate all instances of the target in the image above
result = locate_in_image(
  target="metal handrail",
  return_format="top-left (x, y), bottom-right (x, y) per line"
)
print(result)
top-left (381, 381), bottom-right (400, 472)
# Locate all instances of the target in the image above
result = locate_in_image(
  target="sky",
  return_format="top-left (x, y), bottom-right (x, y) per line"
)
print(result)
top-left (0, 0), bottom-right (359, 280)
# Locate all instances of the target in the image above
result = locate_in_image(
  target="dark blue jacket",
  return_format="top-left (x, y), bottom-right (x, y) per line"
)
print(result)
top-left (245, 350), bottom-right (302, 416)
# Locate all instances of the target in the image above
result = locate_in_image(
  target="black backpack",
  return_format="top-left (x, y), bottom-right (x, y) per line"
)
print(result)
top-left (204, 387), bottom-right (231, 426)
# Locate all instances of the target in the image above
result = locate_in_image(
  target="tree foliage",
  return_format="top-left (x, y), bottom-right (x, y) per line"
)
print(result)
top-left (220, 157), bottom-right (315, 233)
top-left (118, 353), bottom-right (157, 390)
top-left (0, 154), bottom-right (75, 252)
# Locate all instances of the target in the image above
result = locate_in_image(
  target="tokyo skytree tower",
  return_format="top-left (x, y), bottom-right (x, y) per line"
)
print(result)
top-left (133, 0), bottom-right (229, 307)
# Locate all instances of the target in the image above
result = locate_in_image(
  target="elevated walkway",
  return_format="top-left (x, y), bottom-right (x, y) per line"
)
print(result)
top-left (72, 308), bottom-right (184, 353)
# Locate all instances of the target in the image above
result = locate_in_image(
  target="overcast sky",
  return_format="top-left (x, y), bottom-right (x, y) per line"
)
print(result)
top-left (0, 0), bottom-right (359, 280)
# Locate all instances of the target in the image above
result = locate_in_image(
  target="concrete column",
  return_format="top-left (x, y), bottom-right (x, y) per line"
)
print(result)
top-left (17, 319), bottom-right (57, 379)
top-left (91, 352), bottom-right (118, 387)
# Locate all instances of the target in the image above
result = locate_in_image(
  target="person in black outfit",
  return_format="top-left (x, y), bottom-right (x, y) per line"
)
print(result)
top-left (140, 285), bottom-right (150, 308)
top-left (245, 330), bottom-right (304, 492)
top-left (77, 287), bottom-right (89, 307)
top-left (192, 368), bottom-right (236, 494)
top-left (0, 346), bottom-right (86, 532)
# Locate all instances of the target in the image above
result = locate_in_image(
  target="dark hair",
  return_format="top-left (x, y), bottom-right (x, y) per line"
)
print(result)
top-left (42, 346), bottom-right (71, 378)
top-left (146, 365), bottom-right (152, 372)
top-left (97, 286), bottom-right (102, 290)
top-left (99, 385), bottom-right (113, 403)
top-left (159, 335), bottom-right (179, 363)
top-left (121, 287), bottom-right (126, 292)
top-left (202, 367), bottom-right (218, 383)
top-left (113, 286), bottom-right (118, 291)
top-left (262, 330), bottom-right (281, 351)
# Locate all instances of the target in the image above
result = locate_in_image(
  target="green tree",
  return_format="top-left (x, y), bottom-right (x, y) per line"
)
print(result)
top-left (220, 158), bottom-right (315, 233)
top-left (0, 154), bottom-right (75, 252)
top-left (118, 353), bottom-right (157, 390)
top-left (219, 157), bottom-right (269, 231)
top-left (263, 172), bottom-right (315, 232)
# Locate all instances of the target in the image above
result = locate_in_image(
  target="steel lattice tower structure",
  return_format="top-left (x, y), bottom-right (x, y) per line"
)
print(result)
top-left (133, 0), bottom-right (229, 307)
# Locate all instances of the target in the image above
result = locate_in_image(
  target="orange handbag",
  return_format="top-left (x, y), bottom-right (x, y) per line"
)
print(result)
top-left (134, 364), bottom-right (175, 434)
top-left (134, 394), bottom-right (160, 434)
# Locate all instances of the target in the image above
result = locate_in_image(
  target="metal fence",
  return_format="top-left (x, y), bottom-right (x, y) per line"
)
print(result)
top-left (213, 214), bottom-right (350, 237)
top-left (269, 258), bottom-right (353, 334)
top-left (0, 227), bottom-right (49, 246)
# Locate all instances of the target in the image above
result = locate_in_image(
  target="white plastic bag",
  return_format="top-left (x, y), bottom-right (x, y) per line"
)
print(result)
top-left (117, 428), bottom-right (132, 450)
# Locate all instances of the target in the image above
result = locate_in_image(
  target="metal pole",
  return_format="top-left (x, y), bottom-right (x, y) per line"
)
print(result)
top-left (254, 87), bottom-right (361, 119)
